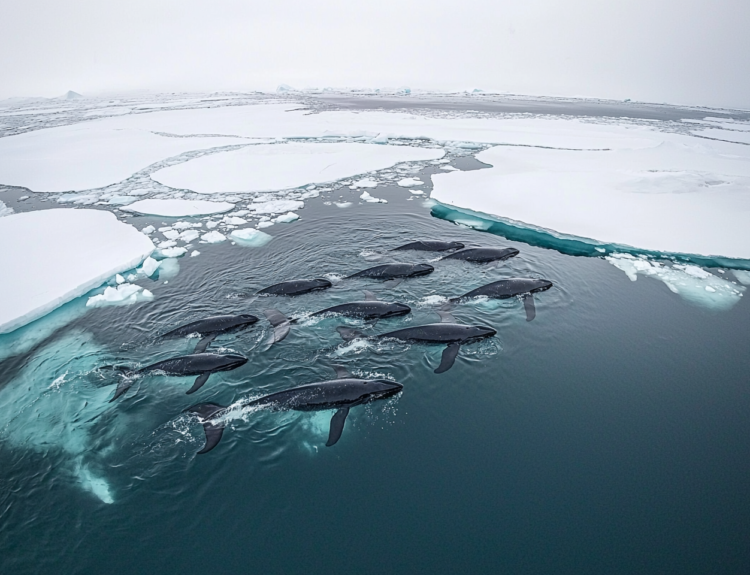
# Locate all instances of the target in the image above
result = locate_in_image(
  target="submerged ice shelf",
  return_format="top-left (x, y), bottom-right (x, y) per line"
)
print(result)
top-left (0, 209), bottom-right (154, 334)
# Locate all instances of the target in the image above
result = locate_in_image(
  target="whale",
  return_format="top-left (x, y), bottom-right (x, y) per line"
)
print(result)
top-left (261, 291), bottom-right (411, 345)
top-left (392, 241), bottom-right (465, 252)
top-left (162, 314), bottom-right (259, 352)
top-left (258, 278), bottom-right (333, 297)
top-left (109, 352), bottom-right (248, 401)
top-left (336, 310), bottom-right (496, 373)
top-left (346, 263), bottom-right (434, 288)
top-left (449, 278), bottom-right (553, 321)
top-left (440, 247), bottom-right (519, 264)
top-left (184, 366), bottom-right (404, 453)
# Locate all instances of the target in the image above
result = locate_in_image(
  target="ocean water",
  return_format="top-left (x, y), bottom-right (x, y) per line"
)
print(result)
top-left (1, 102), bottom-right (750, 575)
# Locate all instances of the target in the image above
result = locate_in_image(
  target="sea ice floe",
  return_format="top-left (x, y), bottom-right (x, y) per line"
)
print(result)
top-left (0, 209), bottom-right (154, 334)
top-left (274, 212), bottom-right (299, 223)
top-left (334, 202), bottom-right (353, 208)
top-left (141, 225), bottom-right (155, 235)
top-left (605, 254), bottom-right (745, 310)
top-left (201, 230), bottom-right (226, 243)
top-left (159, 246), bottom-right (188, 258)
top-left (140, 256), bottom-right (160, 277)
top-left (178, 229), bottom-right (200, 242)
top-left (732, 270), bottom-right (750, 285)
top-left (350, 178), bottom-right (378, 189)
top-left (122, 199), bottom-right (235, 217)
top-left (360, 192), bottom-right (387, 203)
top-left (229, 228), bottom-right (273, 247)
top-left (0, 124), bottom-right (241, 193)
top-left (432, 140), bottom-right (750, 259)
top-left (251, 199), bottom-right (304, 214)
top-left (151, 142), bottom-right (444, 194)
top-left (397, 177), bottom-right (424, 187)
top-left (86, 282), bottom-right (154, 308)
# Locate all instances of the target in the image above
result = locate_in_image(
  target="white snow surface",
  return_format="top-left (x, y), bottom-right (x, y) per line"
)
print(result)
top-left (151, 143), bottom-right (444, 194)
top-left (0, 124), bottom-right (241, 193)
top-left (431, 140), bottom-right (750, 259)
top-left (122, 199), bottom-right (235, 217)
top-left (0, 209), bottom-right (154, 334)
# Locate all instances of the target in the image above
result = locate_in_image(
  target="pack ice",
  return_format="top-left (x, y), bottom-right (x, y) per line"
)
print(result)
top-left (0, 209), bottom-right (154, 334)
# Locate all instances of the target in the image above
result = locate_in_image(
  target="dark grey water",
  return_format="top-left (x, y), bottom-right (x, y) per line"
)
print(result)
top-left (1, 182), bottom-right (749, 575)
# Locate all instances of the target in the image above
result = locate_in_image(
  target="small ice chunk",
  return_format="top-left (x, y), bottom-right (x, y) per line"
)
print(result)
top-left (398, 177), bottom-right (423, 187)
top-left (201, 231), bottom-right (226, 243)
top-left (141, 225), bottom-right (155, 235)
top-left (205, 220), bottom-right (219, 229)
top-left (223, 216), bottom-right (247, 225)
top-left (158, 240), bottom-right (177, 248)
top-left (409, 190), bottom-right (424, 195)
top-left (274, 212), bottom-right (299, 223)
top-left (159, 246), bottom-right (188, 258)
top-left (230, 228), bottom-right (273, 247)
top-left (86, 283), bottom-right (154, 308)
top-left (0, 200), bottom-right (14, 218)
top-left (162, 229), bottom-right (180, 240)
top-left (257, 221), bottom-right (274, 228)
top-left (440, 165), bottom-right (459, 171)
top-left (350, 178), bottom-right (378, 189)
top-left (115, 274), bottom-right (125, 284)
top-left (371, 133), bottom-right (389, 144)
top-left (190, 250), bottom-right (200, 257)
top-left (334, 202), bottom-right (353, 208)
top-left (140, 256), bottom-right (160, 277)
top-left (178, 229), bottom-right (200, 243)
top-left (360, 191), bottom-right (387, 203)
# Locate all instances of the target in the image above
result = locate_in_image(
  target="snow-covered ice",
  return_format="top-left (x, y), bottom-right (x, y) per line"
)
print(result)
top-left (274, 212), bottom-right (300, 223)
top-left (397, 177), bottom-right (424, 187)
top-left (0, 209), bottom-right (154, 334)
top-left (431, 140), bottom-right (750, 259)
top-left (140, 256), bottom-right (160, 277)
top-left (151, 142), bottom-right (444, 194)
top-left (360, 191), bottom-right (387, 203)
top-left (229, 228), bottom-right (273, 247)
top-left (201, 230), bottom-right (226, 243)
top-left (251, 199), bottom-right (304, 214)
top-left (350, 178), bottom-right (378, 189)
top-left (0, 124), bottom-right (241, 193)
top-left (0, 199), bottom-right (13, 217)
top-left (86, 283), bottom-right (154, 308)
top-left (122, 199), bottom-right (235, 217)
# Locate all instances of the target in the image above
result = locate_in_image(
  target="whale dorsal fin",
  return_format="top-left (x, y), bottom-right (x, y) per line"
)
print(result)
top-left (332, 365), bottom-right (352, 379)
top-left (523, 294), bottom-right (536, 322)
top-left (382, 279), bottom-right (403, 289)
top-left (435, 342), bottom-right (461, 374)
top-left (435, 309), bottom-right (456, 323)
top-left (263, 309), bottom-right (291, 345)
top-left (186, 372), bottom-right (211, 395)
top-left (193, 333), bottom-right (217, 354)
top-left (326, 407), bottom-right (350, 447)
top-left (363, 290), bottom-right (378, 301)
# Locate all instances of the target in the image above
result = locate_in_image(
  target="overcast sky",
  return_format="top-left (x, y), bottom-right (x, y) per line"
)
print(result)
top-left (1, 0), bottom-right (748, 108)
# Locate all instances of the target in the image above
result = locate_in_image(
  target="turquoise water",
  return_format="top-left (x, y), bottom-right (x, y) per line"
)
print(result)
top-left (1, 181), bottom-right (749, 574)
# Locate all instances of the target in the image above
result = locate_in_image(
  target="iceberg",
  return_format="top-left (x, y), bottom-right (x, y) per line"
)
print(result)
top-left (122, 199), bottom-right (235, 217)
top-left (0, 209), bottom-right (154, 334)
top-left (150, 142), bottom-right (445, 194)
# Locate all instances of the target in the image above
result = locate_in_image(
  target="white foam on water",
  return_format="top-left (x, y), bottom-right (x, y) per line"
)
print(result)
top-left (605, 254), bottom-right (745, 310)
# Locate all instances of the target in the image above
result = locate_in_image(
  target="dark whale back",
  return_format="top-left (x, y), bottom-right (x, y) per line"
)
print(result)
top-left (379, 323), bottom-right (496, 344)
top-left (248, 378), bottom-right (404, 411)
top-left (458, 278), bottom-right (553, 300)
top-left (392, 241), bottom-right (464, 252)
top-left (258, 278), bottom-right (333, 296)
top-left (162, 314), bottom-right (258, 338)
top-left (141, 353), bottom-right (248, 376)
top-left (313, 301), bottom-right (411, 320)
top-left (346, 263), bottom-right (434, 280)
top-left (441, 247), bottom-right (519, 263)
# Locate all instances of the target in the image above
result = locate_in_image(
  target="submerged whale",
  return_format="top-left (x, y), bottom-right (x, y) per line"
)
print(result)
top-left (336, 310), bottom-right (496, 373)
top-left (258, 278), bottom-right (333, 297)
top-left (109, 352), bottom-right (248, 401)
top-left (262, 291), bottom-right (411, 345)
top-left (346, 263), bottom-right (434, 288)
top-left (449, 278), bottom-right (554, 321)
top-left (184, 366), bottom-right (404, 453)
top-left (440, 247), bottom-right (519, 264)
top-left (162, 314), bottom-right (259, 352)
top-left (392, 241), bottom-right (464, 252)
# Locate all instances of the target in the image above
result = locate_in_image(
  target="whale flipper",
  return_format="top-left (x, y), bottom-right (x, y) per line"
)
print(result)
top-left (193, 333), bottom-right (217, 354)
top-left (264, 309), bottom-right (291, 345)
top-left (326, 407), bottom-right (350, 446)
top-left (436, 309), bottom-right (456, 323)
top-left (186, 372), bottom-right (211, 395)
top-left (363, 290), bottom-right (378, 301)
top-left (523, 294), bottom-right (536, 322)
top-left (185, 403), bottom-right (227, 454)
top-left (336, 326), bottom-right (366, 342)
top-left (435, 343), bottom-right (461, 374)
top-left (333, 365), bottom-right (352, 379)
top-left (382, 279), bottom-right (403, 289)
top-left (110, 378), bottom-right (133, 402)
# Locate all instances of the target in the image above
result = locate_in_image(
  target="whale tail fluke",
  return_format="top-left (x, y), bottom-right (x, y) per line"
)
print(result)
top-left (336, 326), bottom-right (367, 342)
top-left (185, 402), bottom-right (227, 454)
top-left (263, 309), bottom-right (291, 346)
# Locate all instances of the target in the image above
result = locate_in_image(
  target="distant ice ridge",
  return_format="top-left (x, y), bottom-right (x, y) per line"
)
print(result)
top-left (0, 209), bottom-right (154, 334)
top-left (606, 254), bottom-right (745, 310)
top-left (150, 142), bottom-right (444, 194)
top-left (431, 140), bottom-right (750, 260)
